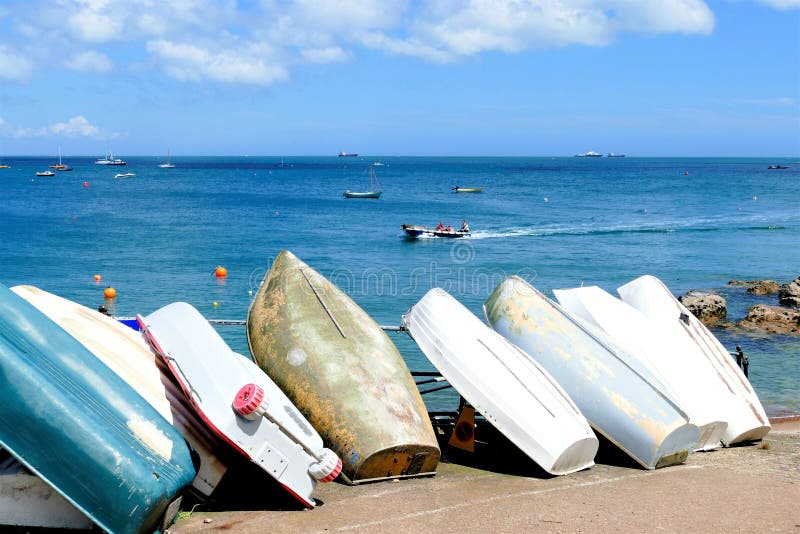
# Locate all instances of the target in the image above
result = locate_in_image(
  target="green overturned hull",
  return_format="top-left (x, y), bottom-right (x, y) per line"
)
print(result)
top-left (0, 283), bottom-right (196, 533)
top-left (247, 251), bottom-right (439, 484)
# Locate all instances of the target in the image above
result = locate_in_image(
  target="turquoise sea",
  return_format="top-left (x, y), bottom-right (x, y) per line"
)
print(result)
top-left (1, 156), bottom-right (798, 416)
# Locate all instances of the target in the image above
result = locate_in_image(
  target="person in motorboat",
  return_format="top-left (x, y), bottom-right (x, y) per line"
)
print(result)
top-left (460, 220), bottom-right (469, 232)
top-left (436, 222), bottom-right (445, 231)
top-left (444, 225), bottom-right (453, 232)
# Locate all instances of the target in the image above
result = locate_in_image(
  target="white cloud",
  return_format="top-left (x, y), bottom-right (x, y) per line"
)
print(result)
top-left (146, 39), bottom-right (289, 86)
top-left (0, 45), bottom-right (34, 82)
top-left (363, 0), bottom-right (715, 62)
top-left (756, 0), bottom-right (800, 9)
top-left (300, 47), bottom-right (350, 64)
top-left (65, 51), bottom-right (114, 73)
top-left (13, 116), bottom-right (104, 138)
top-left (2, 0), bottom-right (721, 83)
top-left (67, 8), bottom-right (123, 43)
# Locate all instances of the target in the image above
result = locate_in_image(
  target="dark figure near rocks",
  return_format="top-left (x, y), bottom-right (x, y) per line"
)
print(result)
top-left (742, 350), bottom-right (749, 378)
top-left (735, 345), bottom-right (744, 368)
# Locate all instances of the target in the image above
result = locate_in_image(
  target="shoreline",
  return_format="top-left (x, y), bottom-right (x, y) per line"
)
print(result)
top-left (169, 419), bottom-right (800, 533)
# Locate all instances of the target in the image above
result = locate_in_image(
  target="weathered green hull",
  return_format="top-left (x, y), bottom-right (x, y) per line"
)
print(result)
top-left (247, 251), bottom-right (439, 483)
top-left (0, 283), bottom-right (196, 533)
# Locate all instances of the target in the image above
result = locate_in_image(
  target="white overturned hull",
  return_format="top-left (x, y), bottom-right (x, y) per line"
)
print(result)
top-left (554, 286), bottom-right (727, 451)
top-left (0, 453), bottom-right (93, 530)
top-left (11, 285), bottom-right (226, 496)
top-left (403, 289), bottom-right (598, 475)
top-left (139, 302), bottom-right (341, 509)
top-left (485, 276), bottom-right (700, 470)
top-left (618, 275), bottom-right (770, 444)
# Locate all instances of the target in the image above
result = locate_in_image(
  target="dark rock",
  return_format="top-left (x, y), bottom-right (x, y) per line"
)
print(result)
top-left (728, 280), bottom-right (749, 286)
top-left (678, 291), bottom-right (727, 325)
top-left (746, 280), bottom-right (780, 295)
top-left (738, 304), bottom-right (800, 335)
top-left (779, 277), bottom-right (800, 308)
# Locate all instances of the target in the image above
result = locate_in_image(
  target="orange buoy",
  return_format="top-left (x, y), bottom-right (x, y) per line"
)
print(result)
top-left (104, 286), bottom-right (117, 299)
top-left (215, 266), bottom-right (228, 278)
top-left (83, 181), bottom-right (89, 187)
top-left (94, 274), bottom-right (102, 282)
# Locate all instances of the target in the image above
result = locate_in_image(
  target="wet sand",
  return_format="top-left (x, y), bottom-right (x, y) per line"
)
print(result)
top-left (169, 418), bottom-right (800, 533)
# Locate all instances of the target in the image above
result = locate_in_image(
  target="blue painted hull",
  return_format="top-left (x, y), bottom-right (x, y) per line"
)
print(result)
top-left (0, 283), bottom-right (196, 533)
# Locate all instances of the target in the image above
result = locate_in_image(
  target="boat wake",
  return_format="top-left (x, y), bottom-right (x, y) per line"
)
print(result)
top-left (469, 217), bottom-right (798, 240)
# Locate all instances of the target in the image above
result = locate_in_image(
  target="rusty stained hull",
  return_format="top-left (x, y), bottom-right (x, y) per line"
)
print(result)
top-left (484, 276), bottom-right (700, 470)
top-left (247, 250), bottom-right (439, 484)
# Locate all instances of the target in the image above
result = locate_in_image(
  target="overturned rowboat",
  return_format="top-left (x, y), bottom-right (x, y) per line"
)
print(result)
top-left (554, 285), bottom-right (728, 451)
top-left (247, 250), bottom-right (440, 484)
top-left (0, 283), bottom-right (195, 533)
top-left (403, 288), bottom-right (598, 475)
top-left (617, 275), bottom-right (770, 444)
top-left (484, 276), bottom-right (700, 470)
top-left (139, 302), bottom-right (341, 508)
top-left (12, 285), bottom-right (228, 497)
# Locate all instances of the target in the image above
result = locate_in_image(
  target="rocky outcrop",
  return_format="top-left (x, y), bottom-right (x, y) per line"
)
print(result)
top-left (747, 280), bottom-right (780, 295)
top-left (738, 305), bottom-right (800, 335)
top-left (779, 277), bottom-right (800, 308)
top-left (727, 279), bottom-right (780, 294)
top-left (679, 291), bottom-right (727, 325)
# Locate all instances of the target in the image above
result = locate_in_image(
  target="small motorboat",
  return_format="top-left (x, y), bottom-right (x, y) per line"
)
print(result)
top-left (114, 172), bottom-right (136, 178)
top-left (767, 165), bottom-right (789, 170)
top-left (35, 170), bottom-right (55, 177)
top-left (401, 224), bottom-right (470, 238)
top-left (452, 186), bottom-right (483, 193)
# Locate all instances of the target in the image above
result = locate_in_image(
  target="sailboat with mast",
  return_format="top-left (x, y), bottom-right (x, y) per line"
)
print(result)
top-left (50, 146), bottom-right (72, 171)
top-left (158, 150), bottom-right (175, 168)
top-left (343, 164), bottom-right (382, 199)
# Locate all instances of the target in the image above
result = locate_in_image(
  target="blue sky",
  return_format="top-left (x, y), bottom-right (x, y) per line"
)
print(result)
top-left (1, 0), bottom-right (798, 157)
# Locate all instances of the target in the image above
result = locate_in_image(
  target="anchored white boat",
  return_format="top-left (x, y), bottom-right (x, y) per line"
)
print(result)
top-left (138, 302), bottom-right (342, 508)
top-left (114, 172), bottom-right (135, 178)
top-left (554, 285), bottom-right (727, 451)
top-left (11, 285), bottom-right (227, 497)
top-left (617, 275), bottom-right (771, 444)
top-left (343, 164), bottom-right (382, 199)
top-left (159, 150), bottom-right (175, 168)
top-left (485, 276), bottom-right (700, 470)
top-left (95, 152), bottom-right (126, 165)
top-left (403, 288), bottom-right (598, 475)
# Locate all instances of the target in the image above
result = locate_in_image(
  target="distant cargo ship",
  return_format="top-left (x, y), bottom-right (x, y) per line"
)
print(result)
top-left (607, 152), bottom-right (626, 157)
top-left (338, 152), bottom-right (358, 157)
top-left (575, 151), bottom-right (603, 157)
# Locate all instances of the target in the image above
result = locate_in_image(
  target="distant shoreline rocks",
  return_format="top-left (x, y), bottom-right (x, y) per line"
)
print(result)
top-left (728, 279), bottom-right (780, 295)
top-left (678, 275), bottom-right (799, 335)
top-left (678, 291), bottom-right (728, 325)
top-left (737, 304), bottom-right (800, 335)
top-left (778, 277), bottom-right (800, 307)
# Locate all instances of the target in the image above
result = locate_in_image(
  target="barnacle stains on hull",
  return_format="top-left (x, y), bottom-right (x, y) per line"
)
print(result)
top-left (247, 250), bottom-right (439, 484)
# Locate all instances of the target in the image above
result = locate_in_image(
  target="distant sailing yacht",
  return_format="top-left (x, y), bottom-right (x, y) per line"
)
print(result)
top-left (51, 146), bottom-right (72, 170)
top-left (343, 163), bottom-right (382, 198)
top-left (159, 150), bottom-right (175, 168)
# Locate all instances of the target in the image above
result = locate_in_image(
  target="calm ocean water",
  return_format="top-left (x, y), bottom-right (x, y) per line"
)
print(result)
top-left (1, 156), bottom-right (798, 415)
